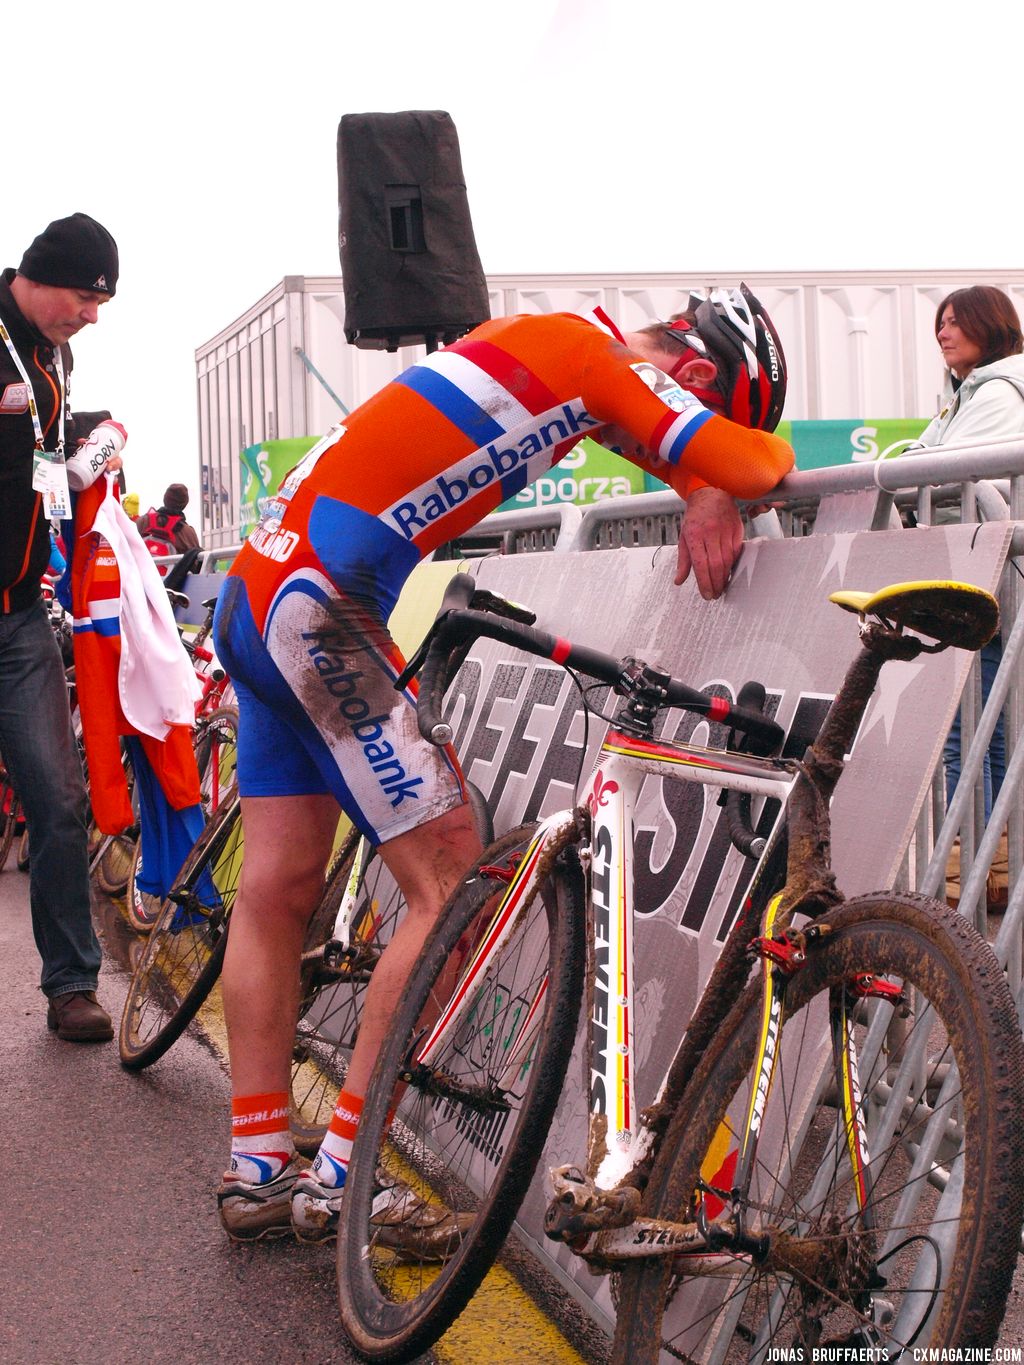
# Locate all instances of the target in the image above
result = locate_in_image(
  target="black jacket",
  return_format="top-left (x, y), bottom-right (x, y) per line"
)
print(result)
top-left (0, 267), bottom-right (76, 614)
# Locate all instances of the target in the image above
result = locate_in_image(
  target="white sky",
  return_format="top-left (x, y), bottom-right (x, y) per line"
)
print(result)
top-left (6, 0), bottom-right (1023, 512)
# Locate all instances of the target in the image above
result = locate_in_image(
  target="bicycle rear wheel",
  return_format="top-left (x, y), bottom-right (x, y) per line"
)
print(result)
top-left (118, 797), bottom-right (243, 1070)
top-left (94, 828), bottom-right (139, 897)
top-left (336, 823), bottom-right (585, 1362)
top-left (612, 892), bottom-right (1024, 1361)
top-left (125, 839), bottom-right (162, 933)
top-left (194, 704), bottom-right (239, 815)
top-left (91, 742), bottom-right (139, 897)
top-left (290, 833), bottom-right (406, 1157)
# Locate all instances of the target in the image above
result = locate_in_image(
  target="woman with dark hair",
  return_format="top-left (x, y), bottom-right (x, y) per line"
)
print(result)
top-left (912, 285), bottom-right (1024, 837)
top-left (916, 285), bottom-right (1024, 448)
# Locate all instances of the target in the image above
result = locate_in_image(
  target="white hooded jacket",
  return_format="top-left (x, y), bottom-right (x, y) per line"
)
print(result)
top-left (913, 352), bottom-right (1024, 448)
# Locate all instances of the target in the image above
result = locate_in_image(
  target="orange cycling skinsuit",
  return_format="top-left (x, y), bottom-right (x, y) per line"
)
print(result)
top-left (213, 308), bottom-right (794, 844)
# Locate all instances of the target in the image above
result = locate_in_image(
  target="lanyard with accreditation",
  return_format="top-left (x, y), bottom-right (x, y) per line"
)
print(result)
top-left (0, 318), bottom-right (70, 518)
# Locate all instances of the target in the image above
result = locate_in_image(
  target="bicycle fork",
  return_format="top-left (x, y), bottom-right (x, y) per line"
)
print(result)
top-left (547, 897), bottom-right (889, 1282)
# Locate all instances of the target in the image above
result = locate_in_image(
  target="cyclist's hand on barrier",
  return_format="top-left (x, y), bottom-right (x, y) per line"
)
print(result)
top-left (674, 486), bottom-right (744, 601)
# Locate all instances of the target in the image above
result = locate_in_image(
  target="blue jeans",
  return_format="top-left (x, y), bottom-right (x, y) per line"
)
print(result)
top-left (0, 601), bottom-right (100, 996)
top-left (944, 639), bottom-right (1005, 822)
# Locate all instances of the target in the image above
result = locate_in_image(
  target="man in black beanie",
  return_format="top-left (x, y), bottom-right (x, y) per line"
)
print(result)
top-left (0, 212), bottom-right (121, 1042)
top-left (12, 212), bottom-right (118, 344)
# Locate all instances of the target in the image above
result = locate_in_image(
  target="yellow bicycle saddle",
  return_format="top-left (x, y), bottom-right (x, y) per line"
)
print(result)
top-left (829, 579), bottom-right (999, 651)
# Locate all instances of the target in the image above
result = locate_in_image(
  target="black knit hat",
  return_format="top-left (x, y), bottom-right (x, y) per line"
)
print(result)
top-left (18, 213), bottom-right (119, 296)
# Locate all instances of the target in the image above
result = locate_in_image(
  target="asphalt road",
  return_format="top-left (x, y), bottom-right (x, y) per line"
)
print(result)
top-left (5, 863), bottom-right (1024, 1362)
top-left (0, 865), bottom-right (375, 1365)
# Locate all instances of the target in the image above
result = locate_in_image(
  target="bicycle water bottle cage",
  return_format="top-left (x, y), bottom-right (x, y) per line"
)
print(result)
top-left (829, 579), bottom-right (999, 653)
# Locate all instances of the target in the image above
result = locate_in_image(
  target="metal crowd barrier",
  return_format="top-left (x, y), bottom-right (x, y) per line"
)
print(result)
top-left (461, 437), bottom-right (1024, 1020)
top-left (195, 437), bottom-right (1024, 1008)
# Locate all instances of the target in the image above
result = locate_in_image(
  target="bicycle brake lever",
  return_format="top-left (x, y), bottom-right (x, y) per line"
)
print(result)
top-left (394, 631), bottom-right (434, 691)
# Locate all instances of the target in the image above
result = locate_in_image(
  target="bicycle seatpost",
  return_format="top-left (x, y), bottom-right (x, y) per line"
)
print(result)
top-left (780, 624), bottom-right (925, 924)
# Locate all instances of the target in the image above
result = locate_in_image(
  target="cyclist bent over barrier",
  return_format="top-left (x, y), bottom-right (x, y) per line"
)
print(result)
top-left (211, 288), bottom-right (795, 1243)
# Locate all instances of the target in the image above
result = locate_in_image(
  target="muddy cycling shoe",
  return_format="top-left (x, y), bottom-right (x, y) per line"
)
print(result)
top-left (292, 1167), bottom-right (472, 1259)
top-left (291, 1170), bottom-right (346, 1243)
top-left (218, 1155), bottom-right (307, 1241)
top-left (46, 990), bottom-right (113, 1042)
top-left (369, 1170), bottom-right (474, 1262)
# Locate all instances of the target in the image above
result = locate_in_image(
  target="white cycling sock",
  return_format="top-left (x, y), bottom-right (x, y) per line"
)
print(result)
top-left (312, 1089), bottom-right (364, 1187)
top-left (228, 1089), bottom-right (293, 1184)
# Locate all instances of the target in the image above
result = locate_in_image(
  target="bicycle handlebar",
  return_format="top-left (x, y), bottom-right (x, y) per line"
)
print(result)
top-left (414, 601), bottom-right (785, 754)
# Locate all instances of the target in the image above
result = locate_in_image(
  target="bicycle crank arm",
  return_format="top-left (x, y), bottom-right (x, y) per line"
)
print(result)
top-left (544, 1166), bottom-right (642, 1243)
top-left (574, 1215), bottom-right (775, 1270)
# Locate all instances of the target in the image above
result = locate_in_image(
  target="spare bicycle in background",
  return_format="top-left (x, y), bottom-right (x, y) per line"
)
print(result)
top-left (87, 588), bottom-right (228, 902)
top-left (334, 574), bottom-right (1024, 1363)
top-left (117, 770), bottom-right (492, 1132)
top-left (0, 747), bottom-right (24, 872)
top-left (97, 591), bottom-right (238, 927)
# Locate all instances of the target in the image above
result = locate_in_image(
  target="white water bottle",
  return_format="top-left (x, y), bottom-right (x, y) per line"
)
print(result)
top-left (66, 419), bottom-right (127, 491)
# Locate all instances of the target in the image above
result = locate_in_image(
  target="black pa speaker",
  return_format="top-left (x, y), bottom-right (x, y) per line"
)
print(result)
top-left (337, 110), bottom-right (490, 351)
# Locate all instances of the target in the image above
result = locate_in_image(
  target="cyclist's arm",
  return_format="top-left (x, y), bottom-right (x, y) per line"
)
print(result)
top-left (581, 339), bottom-right (794, 501)
top-left (582, 343), bottom-right (792, 599)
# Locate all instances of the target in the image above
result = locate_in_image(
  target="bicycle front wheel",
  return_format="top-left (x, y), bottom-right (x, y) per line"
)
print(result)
top-left (290, 833), bottom-right (407, 1156)
top-left (118, 797), bottom-right (243, 1070)
top-left (612, 892), bottom-right (1024, 1361)
top-left (336, 822), bottom-right (586, 1362)
top-left (94, 828), bottom-right (138, 898)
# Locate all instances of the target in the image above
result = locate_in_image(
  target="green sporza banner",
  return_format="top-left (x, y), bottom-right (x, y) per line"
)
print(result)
top-left (238, 419), bottom-right (932, 531)
top-left (498, 419), bottom-right (932, 509)
top-left (776, 418), bottom-right (931, 471)
top-left (239, 437), bottom-right (320, 538)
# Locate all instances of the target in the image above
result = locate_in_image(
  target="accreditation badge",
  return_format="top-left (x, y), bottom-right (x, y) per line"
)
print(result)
top-left (31, 447), bottom-right (72, 520)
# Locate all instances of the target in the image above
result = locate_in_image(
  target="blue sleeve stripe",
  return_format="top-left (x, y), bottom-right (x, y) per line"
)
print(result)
top-left (396, 366), bottom-right (506, 445)
top-left (664, 407), bottom-right (715, 465)
top-left (73, 618), bottom-right (121, 637)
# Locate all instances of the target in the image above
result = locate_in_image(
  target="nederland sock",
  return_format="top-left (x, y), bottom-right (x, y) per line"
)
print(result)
top-left (228, 1090), bottom-right (293, 1184)
top-left (312, 1090), bottom-right (364, 1187)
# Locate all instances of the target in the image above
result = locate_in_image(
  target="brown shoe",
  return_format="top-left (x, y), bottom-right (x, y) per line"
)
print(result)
top-left (46, 990), bottom-right (114, 1042)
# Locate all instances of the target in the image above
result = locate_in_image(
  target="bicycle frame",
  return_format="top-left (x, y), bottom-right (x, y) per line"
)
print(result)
top-left (410, 721), bottom-right (797, 1205)
top-left (407, 607), bottom-right (937, 1283)
top-left (336, 579), bottom-right (1017, 1363)
top-left (577, 730), bottom-right (796, 1192)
